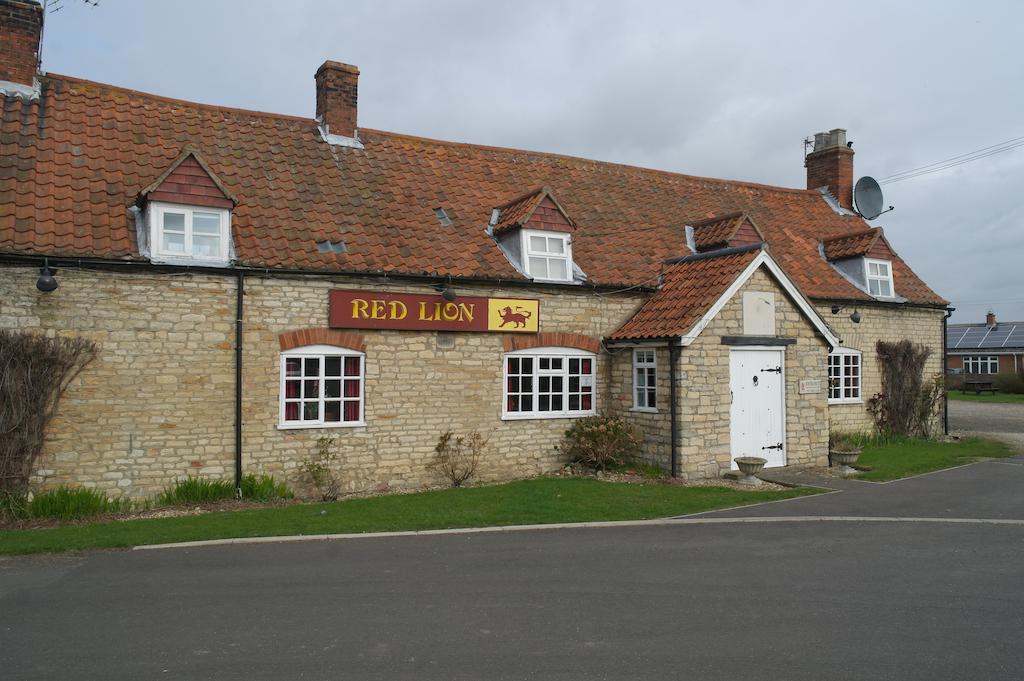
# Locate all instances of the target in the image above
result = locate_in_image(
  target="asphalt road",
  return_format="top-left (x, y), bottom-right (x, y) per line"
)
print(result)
top-left (3, 457), bottom-right (1024, 681)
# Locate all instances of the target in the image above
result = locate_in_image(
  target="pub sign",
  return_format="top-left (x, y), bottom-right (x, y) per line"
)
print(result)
top-left (329, 290), bottom-right (540, 333)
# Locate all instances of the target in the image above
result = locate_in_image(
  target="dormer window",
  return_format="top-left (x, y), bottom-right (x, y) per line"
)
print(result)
top-left (153, 203), bottom-right (230, 262)
top-left (523, 230), bottom-right (572, 282)
top-left (864, 258), bottom-right (893, 298)
top-left (137, 147), bottom-right (237, 268)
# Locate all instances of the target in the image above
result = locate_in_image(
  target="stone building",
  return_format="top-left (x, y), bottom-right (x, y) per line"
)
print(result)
top-left (0, 0), bottom-right (948, 498)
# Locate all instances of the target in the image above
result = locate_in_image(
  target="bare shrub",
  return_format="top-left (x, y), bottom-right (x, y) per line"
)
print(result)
top-left (301, 436), bottom-right (341, 501)
top-left (428, 431), bottom-right (487, 487)
top-left (0, 330), bottom-right (99, 496)
top-left (867, 340), bottom-right (945, 438)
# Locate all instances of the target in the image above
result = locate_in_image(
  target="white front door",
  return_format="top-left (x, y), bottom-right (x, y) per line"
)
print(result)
top-left (729, 348), bottom-right (786, 468)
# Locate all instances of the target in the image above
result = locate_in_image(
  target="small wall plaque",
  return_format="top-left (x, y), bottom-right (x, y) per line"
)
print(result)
top-left (799, 379), bottom-right (822, 394)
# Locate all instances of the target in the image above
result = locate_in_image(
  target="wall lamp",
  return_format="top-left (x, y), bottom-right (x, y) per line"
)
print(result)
top-left (830, 304), bottom-right (861, 324)
top-left (37, 259), bottom-right (58, 292)
top-left (434, 279), bottom-right (457, 302)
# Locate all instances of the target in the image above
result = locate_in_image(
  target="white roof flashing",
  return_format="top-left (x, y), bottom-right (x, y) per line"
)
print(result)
top-left (318, 123), bottom-right (365, 149)
top-left (0, 79), bottom-right (40, 101)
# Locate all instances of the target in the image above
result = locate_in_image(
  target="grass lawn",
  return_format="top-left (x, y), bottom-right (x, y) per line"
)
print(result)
top-left (948, 390), bottom-right (1024, 404)
top-left (857, 436), bottom-right (1018, 481)
top-left (0, 477), bottom-right (818, 556)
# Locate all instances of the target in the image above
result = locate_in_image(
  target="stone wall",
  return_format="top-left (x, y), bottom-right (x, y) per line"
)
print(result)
top-left (1, 265), bottom-right (643, 498)
top-left (674, 266), bottom-right (830, 479)
top-left (817, 303), bottom-right (946, 433)
top-left (606, 345), bottom-right (673, 470)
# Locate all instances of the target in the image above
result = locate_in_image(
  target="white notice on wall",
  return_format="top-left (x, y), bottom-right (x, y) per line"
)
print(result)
top-left (580, 376), bottom-right (594, 387)
top-left (799, 379), bottom-right (822, 394)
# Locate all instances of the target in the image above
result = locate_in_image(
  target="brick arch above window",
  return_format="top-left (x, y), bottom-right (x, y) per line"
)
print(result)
top-left (278, 328), bottom-right (366, 353)
top-left (502, 332), bottom-right (600, 354)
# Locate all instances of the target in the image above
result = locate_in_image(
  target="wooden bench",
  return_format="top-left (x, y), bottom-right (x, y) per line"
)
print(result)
top-left (963, 380), bottom-right (998, 395)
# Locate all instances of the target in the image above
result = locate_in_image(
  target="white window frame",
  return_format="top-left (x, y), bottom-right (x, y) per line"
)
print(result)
top-left (148, 201), bottom-right (232, 266)
top-left (502, 346), bottom-right (596, 420)
top-left (864, 258), bottom-right (894, 298)
top-left (963, 355), bottom-right (999, 375)
top-left (521, 229), bottom-right (573, 283)
top-left (278, 344), bottom-right (366, 429)
top-left (632, 348), bottom-right (657, 412)
top-left (828, 348), bottom-right (862, 404)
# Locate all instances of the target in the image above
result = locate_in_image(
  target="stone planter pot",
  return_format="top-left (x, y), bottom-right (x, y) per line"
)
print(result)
top-left (734, 456), bottom-right (767, 487)
top-left (830, 448), bottom-right (862, 478)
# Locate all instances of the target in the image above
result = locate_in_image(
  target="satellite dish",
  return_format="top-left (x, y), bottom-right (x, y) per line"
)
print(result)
top-left (853, 176), bottom-right (884, 220)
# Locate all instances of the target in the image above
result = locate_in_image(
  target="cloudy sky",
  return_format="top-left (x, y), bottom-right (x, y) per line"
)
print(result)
top-left (41, 0), bottom-right (1024, 323)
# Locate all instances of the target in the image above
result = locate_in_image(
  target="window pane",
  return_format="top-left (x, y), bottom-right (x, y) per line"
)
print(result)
top-left (581, 395), bottom-right (592, 411)
top-left (550, 358), bottom-right (563, 370)
top-left (647, 389), bottom-right (656, 408)
top-left (507, 396), bottom-right (520, 412)
top-left (324, 380), bottom-right (342, 398)
top-left (539, 358), bottom-right (550, 371)
top-left (162, 212), bottom-right (185, 230)
top-left (529, 236), bottom-right (546, 252)
top-left (877, 280), bottom-right (891, 297)
top-left (344, 357), bottom-right (360, 377)
top-left (581, 359), bottom-right (592, 374)
top-left (635, 368), bottom-right (646, 389)
top-left (304, 358), bottom-right (320, 376)
top-left (325, 357), bottom-right (342, 376)
top-left (521, 395), bottom-right (533, 411)
top-left (868, 279), bottom-right (880, 296)
top-left (285, 358), bottom-right (301, 377)
top-left (521, 358), bottom-right (533, 373)
top-left (192, 212), bottom-right (220, 235)
top-left (162, 231), bottom-right (185, 253)
top-left (285, 402), bottom-right (299, 421)
top-left (344, 379), bottom-right (360, 398)
top-left (192, 233), bottom-right (221, 257)
top-left (324, 401), bottom-right (342, 422)
top-left (528, 257), bottom-right (549, 278)
top-left (551, 395), bottom-right (563, 410)
top-left (570, 395), bottom-right (580, 410)
top-left (539, 395), bottom-right (550, 411)
top-left (343, 401), bottom-right (360, 422)
top-left (569, 358), bottom-right (580, 373)
top-left (548, 258), bottom-right (568, 280)
top-left (302, 402), bottom-right (319, 421)
top-left (285, 380), bottom-right (300, 398)
top-left (303, 380), bottom-right (319, 398)
top-left (508, 357), bottom-right (519, 373)
top-left (548, 238), bottom-right (564, 254)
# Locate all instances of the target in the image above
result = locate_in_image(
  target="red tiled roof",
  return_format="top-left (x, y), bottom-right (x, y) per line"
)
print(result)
top-left (492, 187), bottom-right (575, 235)
top-left (821, 228), bottom-right (880, 261)
top-left (608, 248), bottom-right (760, 340)
top-left (0, 73), bottom-right (946, 305)
top-left (691, 212), bottom-right (763, 251)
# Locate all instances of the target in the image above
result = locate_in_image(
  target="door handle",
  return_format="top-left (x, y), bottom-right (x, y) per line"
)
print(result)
top-left (762, 443), bottom-right (783, 450)
top-left (760, 366), bottom-right (782, 374)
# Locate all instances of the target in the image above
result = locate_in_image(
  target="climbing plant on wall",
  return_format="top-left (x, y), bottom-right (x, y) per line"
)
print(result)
top-left (0, 330), bottom-right (98, 497)
top-left (867, 339), bottom-right (944, 438)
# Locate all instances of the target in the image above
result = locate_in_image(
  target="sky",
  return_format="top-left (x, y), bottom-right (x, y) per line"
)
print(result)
top-left (39, 0), bottom-right (1024, 324)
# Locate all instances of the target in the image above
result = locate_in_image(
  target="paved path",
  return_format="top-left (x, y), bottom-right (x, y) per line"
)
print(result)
top-left (949, 399), bottom-right (1024, 449)
top-left (3, 456), bottom-right (1024, 680)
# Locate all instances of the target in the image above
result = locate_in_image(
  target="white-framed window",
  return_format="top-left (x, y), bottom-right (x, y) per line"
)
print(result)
top-left (522, 230), bottom-right (573, 282)
top-left (503, 346), bottom-right (595, 419)
top-left (864, 258), bottom-right (894, 298)
top-left (149, 202), bottom-right (231, 264)
top-left (279, 345), bottom-right (365, 428)
top-left (963, 355), bottom-right (999, 375)
top-left (828, 348), bottom-right (862, 403)
top-left (632, 348), bottom-right (657, 411)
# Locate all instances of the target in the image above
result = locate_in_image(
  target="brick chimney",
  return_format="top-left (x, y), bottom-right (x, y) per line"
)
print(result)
top-left (0, 0), bottom-right (42, 88)
top-left (986, 311), bottom-right (997, 329)
top-left (805, 128), bottom-right (854, 210)
top-left (315, 61), bottom-right (359, 139)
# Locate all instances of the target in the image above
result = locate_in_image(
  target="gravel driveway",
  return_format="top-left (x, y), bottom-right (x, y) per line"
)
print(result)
top-left (949, 399), bottom-right (1024, 450)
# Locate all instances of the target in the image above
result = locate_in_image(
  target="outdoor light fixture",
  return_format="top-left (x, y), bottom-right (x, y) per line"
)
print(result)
top-left (434, 279), bottom-right (457, 302)
top-left (830, 305), bottom-right (861, 324)
top-left (36, 260), bottom-right (58, 293)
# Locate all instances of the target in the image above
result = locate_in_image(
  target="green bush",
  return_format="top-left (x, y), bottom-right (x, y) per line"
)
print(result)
top-left (25, 486), bottom-right (132, 520)
top-left (239, 474), bottom-right (294, 502)
top-left (995, 373), bottom-right (1024, 395)
top-left (156, 476), bottom-right (235, 506)
top-left (562, 415), bottom-right (642, 471)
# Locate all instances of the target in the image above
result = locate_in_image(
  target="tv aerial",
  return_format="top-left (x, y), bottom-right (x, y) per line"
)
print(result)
top-left (853, 176), bottom-right (893, 220)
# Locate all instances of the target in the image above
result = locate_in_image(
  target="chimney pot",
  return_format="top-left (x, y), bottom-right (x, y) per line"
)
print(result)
top-left (805, 127), bottom-right (854, 209)
top-left (986, 311), bottom-right (997, 329)
top-left (0, 0), bottom-right (43, 87)
top-left (315, 60), bottom-right (359, 139)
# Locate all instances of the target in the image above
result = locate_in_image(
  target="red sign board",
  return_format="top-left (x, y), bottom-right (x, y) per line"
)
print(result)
top-left (329, 290), bottom-right (540, 333)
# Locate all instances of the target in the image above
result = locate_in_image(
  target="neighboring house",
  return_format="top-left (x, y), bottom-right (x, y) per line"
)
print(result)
top-left (947, 312), bottom-right (1024, 378)
top-left (0, 1), bottom-right (948, 497)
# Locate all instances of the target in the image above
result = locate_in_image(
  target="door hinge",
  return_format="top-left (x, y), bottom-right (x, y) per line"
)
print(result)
top-left (762, 442), bottom-right (783, 450)
top-left (760, 366), bottom-right (782, 373)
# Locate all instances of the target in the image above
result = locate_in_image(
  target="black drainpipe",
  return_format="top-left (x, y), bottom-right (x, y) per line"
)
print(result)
top-left (668, 341), bottom-right (680, 477)
top-left (234, 271), bottom-right (245, 497)
top-left (943, 306), bottom-right (954, 436)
